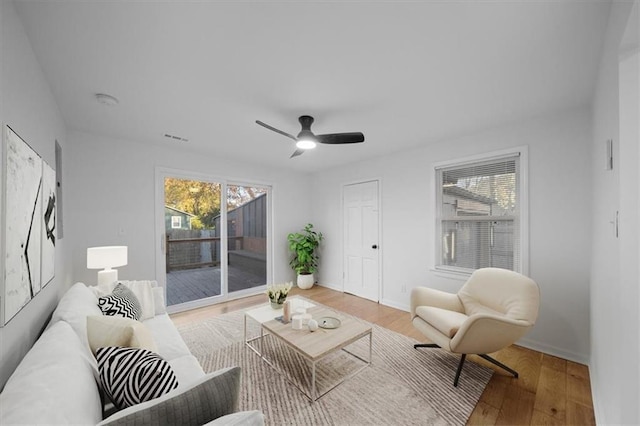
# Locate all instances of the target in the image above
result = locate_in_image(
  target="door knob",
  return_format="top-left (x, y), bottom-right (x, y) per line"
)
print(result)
top-left (371, 244), bottom-right (378, 249)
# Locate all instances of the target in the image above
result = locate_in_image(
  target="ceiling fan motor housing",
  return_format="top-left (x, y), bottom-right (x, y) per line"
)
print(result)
top-left (298, 115), bottom-right (314, 129)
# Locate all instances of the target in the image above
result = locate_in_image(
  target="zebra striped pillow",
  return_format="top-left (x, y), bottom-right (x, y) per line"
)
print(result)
top-left (96, 347), bottom-right (178, 409)
top-left (98, 283), bottom-right (142, 320)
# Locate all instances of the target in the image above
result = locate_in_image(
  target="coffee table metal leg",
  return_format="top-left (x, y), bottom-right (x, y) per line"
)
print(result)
top-left (260, 327), bottom-right (264, 358)
top-left (244, 314), bottom-right (265, 358)
top-left (311, 361), bottom-right (317, 402)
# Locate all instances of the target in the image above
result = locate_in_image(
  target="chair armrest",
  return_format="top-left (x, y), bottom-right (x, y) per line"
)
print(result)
top-left (410, 287), bottom-right (464, 318)
top-left (450, 314), bottom-right (533, 354)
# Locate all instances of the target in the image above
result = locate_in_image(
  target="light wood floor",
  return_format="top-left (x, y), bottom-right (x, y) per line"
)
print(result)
top-left (170, 286), bottom-right (596, 426)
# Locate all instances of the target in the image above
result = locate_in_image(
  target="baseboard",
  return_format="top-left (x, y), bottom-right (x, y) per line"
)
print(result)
top-left (315, 282), bottom-right (342, 292)
top-left (516, 337), bottom-right (590, 365)
top-left (380, 298), bottom-right (409, 312)
top-left (588, 365), bottom-right (606, 426)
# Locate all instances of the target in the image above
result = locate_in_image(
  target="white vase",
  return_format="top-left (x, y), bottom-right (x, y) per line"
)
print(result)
top-left (297, 273), bottom-right (314, 290)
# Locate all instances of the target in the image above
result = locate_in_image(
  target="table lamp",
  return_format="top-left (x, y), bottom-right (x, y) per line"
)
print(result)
top-left (87, 246), bottom-right (128, 286)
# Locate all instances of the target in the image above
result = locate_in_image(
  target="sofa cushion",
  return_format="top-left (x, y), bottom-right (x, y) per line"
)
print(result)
top-left (87, 315), bottom-right (158, 355)
top-left (97, 347), bottom-right (179, 409)
top-left (143, 314), bottom-right (193, 360)
top-left (168, 355), bottom-right (206, 387)
top-left (0, 321), bottom-right (102, 425)
top-left (98, 366), bottom-right (242, 426)
top-left (98, 283), bottom-right (143, 320)
top-left (415, 306), bottom-right (469, 338)
top-left (48, 282), bottom-right (102, 350)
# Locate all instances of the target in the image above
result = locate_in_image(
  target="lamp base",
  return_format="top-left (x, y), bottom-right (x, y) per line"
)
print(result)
top-left (97, 269), bottom-right (118, 286)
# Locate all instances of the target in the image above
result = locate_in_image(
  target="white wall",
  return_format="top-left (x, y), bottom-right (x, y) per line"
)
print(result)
top-left (590, 1), bottom-right (639, 424)
top-left (0, 0), bottom-right (69, 389)
top-left (311, 107), bottom-right (593, 362)
top-left (618, 48), bottom-right (639, 426)
top-left (65, 131), bottom-right (312, 289)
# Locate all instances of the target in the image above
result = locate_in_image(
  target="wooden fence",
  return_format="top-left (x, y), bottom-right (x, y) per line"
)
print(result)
top-left (166, 235), bottom-right (244, 272)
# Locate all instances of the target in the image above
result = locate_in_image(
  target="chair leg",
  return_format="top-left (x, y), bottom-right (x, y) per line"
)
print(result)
top-left (414, 345), bottom-right (517, 386)
top-left (413, 343), bottom-right (440, 349)
top-left (414, 344), bottom-right (466, 387)
top-left (478, 354), bottom-right (519, 378)
top-left (453, 354), bottom-right (466, 387)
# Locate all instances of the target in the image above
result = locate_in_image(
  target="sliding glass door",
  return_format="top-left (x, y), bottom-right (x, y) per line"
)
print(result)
top-left (226, 185), bottom-right (267, 294)
top-left (156, 169), bottom-right (270, 312)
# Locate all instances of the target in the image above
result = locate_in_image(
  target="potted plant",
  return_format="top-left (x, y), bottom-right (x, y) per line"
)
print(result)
top-left (287, 223), bottom-right (323, 289)
top-left (266, 281), bottom-right (292, 309)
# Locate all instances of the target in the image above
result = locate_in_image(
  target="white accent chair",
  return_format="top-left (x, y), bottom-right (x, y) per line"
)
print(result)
top-left (410, 267), bottom-right (539, 387)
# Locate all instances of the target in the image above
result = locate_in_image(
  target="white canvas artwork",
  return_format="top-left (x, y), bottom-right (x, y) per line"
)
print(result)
top-left (41, 161), bottom-right (56, 287)
top-left (3, 127), bottom-right (43, 324)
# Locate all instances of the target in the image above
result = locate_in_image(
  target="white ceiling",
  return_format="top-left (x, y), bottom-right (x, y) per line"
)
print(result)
top-left (13, 0), bottom-right (611, 173)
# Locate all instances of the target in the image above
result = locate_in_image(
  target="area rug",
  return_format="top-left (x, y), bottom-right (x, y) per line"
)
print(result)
top-left (177, 302), bottom-right (492, 425)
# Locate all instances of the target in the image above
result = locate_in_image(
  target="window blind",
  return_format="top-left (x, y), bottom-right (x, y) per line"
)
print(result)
top-left (436, 155), bottom-right (520, 273)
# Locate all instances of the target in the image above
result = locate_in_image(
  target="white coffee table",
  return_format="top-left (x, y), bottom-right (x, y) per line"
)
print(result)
top-left (244, 298), bottom-right (372, 402)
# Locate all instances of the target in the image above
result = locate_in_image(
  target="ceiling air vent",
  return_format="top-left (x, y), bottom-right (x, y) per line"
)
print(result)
top-left (164, 133), bottom-right (189, 142)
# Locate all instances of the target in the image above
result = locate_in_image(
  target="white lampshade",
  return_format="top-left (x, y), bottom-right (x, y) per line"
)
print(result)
top-left (87, 246), bottom-right (128, 286)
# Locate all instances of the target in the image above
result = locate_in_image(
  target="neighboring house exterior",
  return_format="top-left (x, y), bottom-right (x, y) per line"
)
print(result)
top-left (165, 206), bottom-right (195, 230)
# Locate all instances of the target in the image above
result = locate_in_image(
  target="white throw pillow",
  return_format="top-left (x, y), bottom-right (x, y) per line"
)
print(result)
top-left (87, 315), bottom-right (158, 355)
top-left (153, 286), bottom-right (167, 314)
top-left (91, 281), bottom-right (115, 297)
top-left (0, 321), bottom-right (102, 425)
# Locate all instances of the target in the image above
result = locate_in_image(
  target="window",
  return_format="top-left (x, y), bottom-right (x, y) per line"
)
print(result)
top-left (171, 216), bottom-right (182, 229)
top-left (435, 148), bottom-right (527, 274)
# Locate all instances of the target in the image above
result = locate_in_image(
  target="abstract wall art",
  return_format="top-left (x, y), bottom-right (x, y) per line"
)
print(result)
top-left (41, 162), bottom-right (56, 287)
top-left (2, 126), bottom-right (56, 325)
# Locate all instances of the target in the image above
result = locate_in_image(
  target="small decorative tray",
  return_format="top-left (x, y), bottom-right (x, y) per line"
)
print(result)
top-left (318, 317), bottom-right (341, 329)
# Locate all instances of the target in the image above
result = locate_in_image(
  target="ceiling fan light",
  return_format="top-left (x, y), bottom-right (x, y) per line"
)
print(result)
top-left (296, 139), bottom-right (317, 150)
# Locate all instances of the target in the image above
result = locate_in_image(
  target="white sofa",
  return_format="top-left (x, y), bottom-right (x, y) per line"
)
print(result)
top-left (0, 282), bottom-right (264, 425)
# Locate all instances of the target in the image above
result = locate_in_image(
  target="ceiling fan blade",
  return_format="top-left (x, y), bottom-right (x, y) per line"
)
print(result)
top-left (316, 132), bottom-right (365, 144)
top-left (290, 149), bottom-right (305, 158)
top-left (256, 120), bottom-right (297, 141)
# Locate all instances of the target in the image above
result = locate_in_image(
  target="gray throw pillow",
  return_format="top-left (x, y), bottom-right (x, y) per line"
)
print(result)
top-left (98, 283), bottom-right (142, 320)
top-left (98, 366), bottom-right (242, 426)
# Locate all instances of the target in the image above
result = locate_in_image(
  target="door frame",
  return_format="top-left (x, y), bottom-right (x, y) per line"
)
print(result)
top-left (341, 178), bottom-right (383, 302)
top-left (154, 166), bottom-right (273, 313)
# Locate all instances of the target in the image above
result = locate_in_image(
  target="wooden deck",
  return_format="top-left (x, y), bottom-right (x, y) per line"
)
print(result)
top-left (166, 266), bottom-right (264, 306)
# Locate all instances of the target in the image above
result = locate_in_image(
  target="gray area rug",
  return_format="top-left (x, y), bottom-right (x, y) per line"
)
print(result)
top-left (177, 303), bottom-right (492, 425)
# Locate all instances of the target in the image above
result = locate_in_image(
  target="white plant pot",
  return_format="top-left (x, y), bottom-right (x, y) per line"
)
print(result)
top-left (297, 273), bottom-right (314, 290)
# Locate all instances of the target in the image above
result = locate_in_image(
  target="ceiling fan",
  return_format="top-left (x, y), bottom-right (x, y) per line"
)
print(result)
top-left (255, 115), bottom-right (365, 158)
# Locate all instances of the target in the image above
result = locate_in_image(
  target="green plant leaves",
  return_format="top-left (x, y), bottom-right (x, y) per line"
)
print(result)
top-left (287, 223), bottom-right (323, 274)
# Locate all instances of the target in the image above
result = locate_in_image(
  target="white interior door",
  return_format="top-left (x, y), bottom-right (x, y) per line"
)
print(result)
top-left (343, 180), bottom-right (380, 302)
